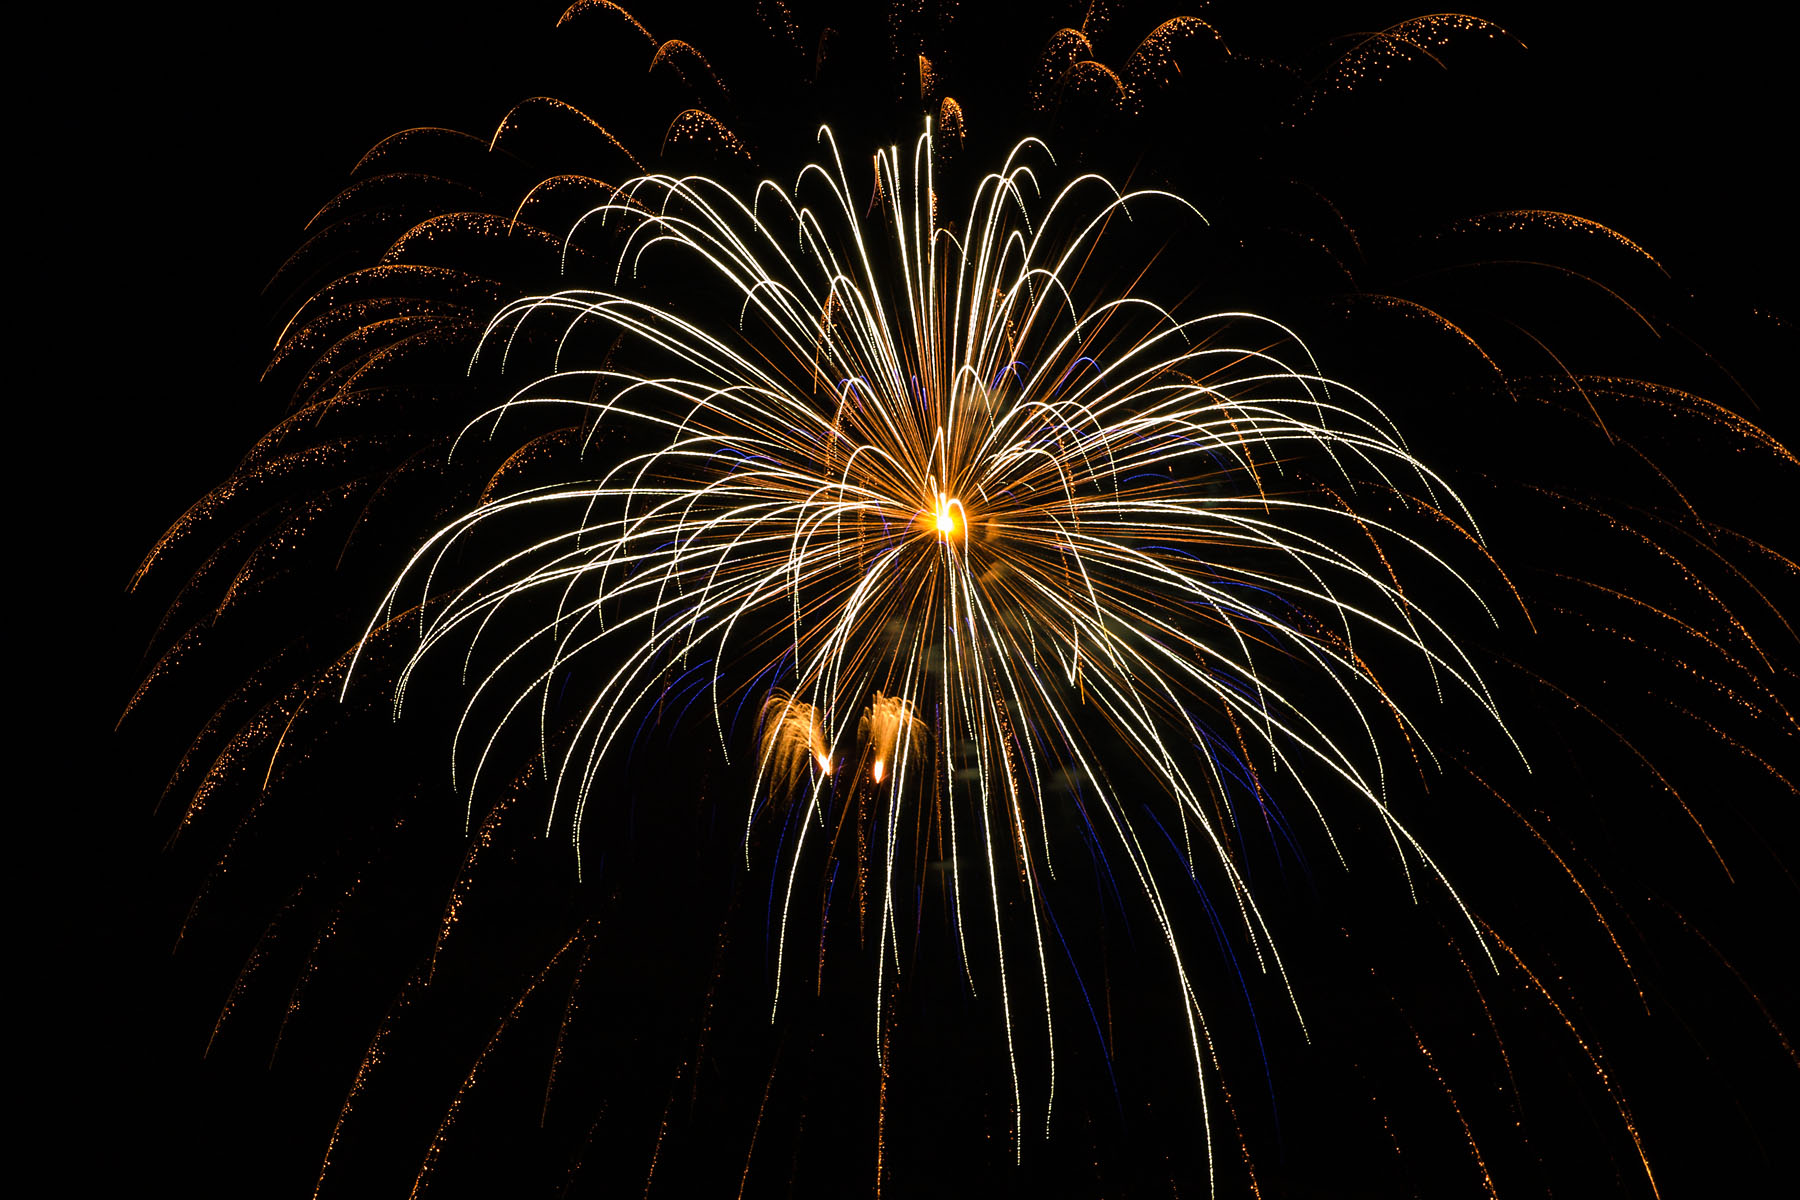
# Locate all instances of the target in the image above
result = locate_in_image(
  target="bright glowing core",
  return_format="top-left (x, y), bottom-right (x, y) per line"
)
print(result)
top-left (934, 492), bottom-right (963, 539)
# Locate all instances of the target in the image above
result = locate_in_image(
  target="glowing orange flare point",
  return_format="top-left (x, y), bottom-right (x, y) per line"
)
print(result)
top-left (872, 760), bottom-right (886, 783)
top-left (933, 492), bottom-right (963, 539)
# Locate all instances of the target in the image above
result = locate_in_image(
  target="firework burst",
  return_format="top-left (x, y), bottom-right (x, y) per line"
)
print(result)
top-left (120, 6), bottom-right (1796, 1197)
top-left (356, 125), bottom-right (1519, 1170)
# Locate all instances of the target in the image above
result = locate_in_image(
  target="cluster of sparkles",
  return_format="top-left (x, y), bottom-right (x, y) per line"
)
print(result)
top-left (354, 125), bottom-right (1517, 1173)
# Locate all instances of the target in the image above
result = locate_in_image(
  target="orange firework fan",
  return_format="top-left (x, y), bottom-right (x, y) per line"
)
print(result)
top-left (116, 4), bottom-right (1795, 1197)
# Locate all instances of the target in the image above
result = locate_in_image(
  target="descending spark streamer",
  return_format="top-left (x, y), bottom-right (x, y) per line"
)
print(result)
top-left (352, 125), bottom-right (1516, 1170)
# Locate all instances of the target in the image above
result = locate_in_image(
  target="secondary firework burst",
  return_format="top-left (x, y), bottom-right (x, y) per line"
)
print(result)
top-left (355, 123), bottom-right (1517, 1166)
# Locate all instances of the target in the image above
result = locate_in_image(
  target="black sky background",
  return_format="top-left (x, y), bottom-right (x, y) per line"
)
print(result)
top-left (64, 3), bottom-right (1794, 1195)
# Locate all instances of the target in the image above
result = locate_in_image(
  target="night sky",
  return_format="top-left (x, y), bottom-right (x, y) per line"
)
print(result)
top-left (74, 3), bottom-right (1795, 1196)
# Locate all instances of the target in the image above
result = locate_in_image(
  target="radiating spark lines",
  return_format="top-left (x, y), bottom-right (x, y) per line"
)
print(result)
top-left (349, 124), bottom-right (1517, 1177)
